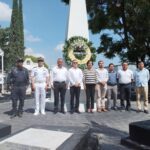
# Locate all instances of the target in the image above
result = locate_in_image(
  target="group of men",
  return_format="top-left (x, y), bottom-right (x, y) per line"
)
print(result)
top-left (8, 57), bottom-right (149, 118)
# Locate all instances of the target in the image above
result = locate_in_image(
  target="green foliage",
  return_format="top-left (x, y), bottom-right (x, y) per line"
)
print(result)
top-left (0, 27), bottom-right (10, 70)
top-left (24, 55), bottom-right (49, 69)
top-left (18, 0), bottom-right (24, 57)
top-left (62, 0), bottom-right (150, 66)
top-left (7, 0), bottom-right (24, 71)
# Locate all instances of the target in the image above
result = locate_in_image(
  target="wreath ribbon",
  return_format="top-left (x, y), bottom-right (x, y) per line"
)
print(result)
top-left (68, 47), bottom-right (92, 64)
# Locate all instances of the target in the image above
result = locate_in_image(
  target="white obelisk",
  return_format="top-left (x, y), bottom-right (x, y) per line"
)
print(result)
top-left (67, 0), bottom-right (89, 40)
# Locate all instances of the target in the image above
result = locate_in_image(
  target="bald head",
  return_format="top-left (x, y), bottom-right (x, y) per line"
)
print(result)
top-left (57, 58), bottom-right (63, 68)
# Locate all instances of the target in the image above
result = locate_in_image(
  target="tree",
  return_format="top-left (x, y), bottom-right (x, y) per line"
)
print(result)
top-left (8, 0), bottom-right (25, 71)
top-left (62, 0), bottom-right (150, 67)
top-left (25, 55), bottom-right (49, 69)
top-left (0, 27), bottom-right (10, 71)
top-left (18, 0), bottom-right (24, 58)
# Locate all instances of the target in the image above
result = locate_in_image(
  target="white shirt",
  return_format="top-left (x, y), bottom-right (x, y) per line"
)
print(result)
top-left (96, 68), bottom-right (108, 83)
top-left (117, 69), bottom-right (133, 84)
top-left (68, 67), bottom-right (83, 86)
top-left (51, 66), bottom-right (68, 83)
top-left (31, 66), bottom-right (49, 83)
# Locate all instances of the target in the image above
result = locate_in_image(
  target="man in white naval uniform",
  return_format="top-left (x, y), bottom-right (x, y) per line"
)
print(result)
top-left (31, 57), bottom-right (49, 115)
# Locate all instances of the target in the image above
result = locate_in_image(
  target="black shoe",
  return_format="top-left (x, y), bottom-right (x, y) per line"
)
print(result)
top-left (144, 110), bottom-right (149, 114)
top-left (54, 109), bottom-right (58, 114)
top-left (75, 110), bottom-right (81, 114)
top-left (18, 112), bottom-right (23, 118)
top-left (126, 106), bottom-right (131, 111)
top-left (10, 113), bottom-right (17, 119)
top-left (120, 106), bottom-right (125, 110)
top-left (112, 107), bottom-right (117, 111)
top-left (61, 110), bottom-right (66, 114)
top-left (70, 110), bottom-right (74, 114)
top-left (107, 108), bottom-right (111, 111)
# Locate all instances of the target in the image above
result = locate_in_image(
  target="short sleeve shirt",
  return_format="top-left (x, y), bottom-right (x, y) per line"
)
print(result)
top-left (31, 66), bottom-right (49, 83)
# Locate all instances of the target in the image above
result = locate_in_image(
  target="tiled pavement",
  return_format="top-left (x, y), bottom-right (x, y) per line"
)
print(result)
top-left (0, 91), bottom-right (150, 150)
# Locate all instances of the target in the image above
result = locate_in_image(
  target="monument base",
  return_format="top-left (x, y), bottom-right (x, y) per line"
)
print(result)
top-left (0, 123), bottom-right (11, 139)
top-left (0, 125), bottom-right (90, 150)
top-left (121, 120), bottom-right (150, 149)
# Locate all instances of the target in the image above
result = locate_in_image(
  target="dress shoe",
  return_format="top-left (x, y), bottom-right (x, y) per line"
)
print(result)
top-left (75, 110), bottom-right (81, 114)
top-left (101, 108), bottom-right (107, 112)
top-left (90, 109), bottom-right (94, 113)
top-left (10, 113), bottom-right (17, 119)
top-left (41, 111), bottom-right (46, 115)
top-left (54, 109), bottom-right (58, 114)
top-left (70, 110), bottom-right (74, 114)
top-left (34, 111), bottom-right (39, 116)
top-left (144, 110), bottom-right (149, 114)
top-left (87, 109), bottom-right (91, 113)
top-left (61, 110), bottom-right (66, 114)
top-left (18, 112), bottom-right (23, 118)
top-left (112, 107), bottom-right (117, 111)
top-left (126, 106), bottom-right (131, 111)
top-left (97, 108), bottom-right (101, 113)
top-left (136, 109), bottom-right (142, 113)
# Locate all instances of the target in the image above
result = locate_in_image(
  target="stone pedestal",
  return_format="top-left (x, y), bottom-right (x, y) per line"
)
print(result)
top-left (121, 120), bottom-right (150, 149)
top-left (0, 123), bottom-right (11, 139)
top-left (0, 125), bottom-right (89, 150)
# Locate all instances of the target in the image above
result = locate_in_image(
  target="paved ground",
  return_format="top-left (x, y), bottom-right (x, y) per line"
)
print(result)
top-left (0, 91), bottom-right (150, 150)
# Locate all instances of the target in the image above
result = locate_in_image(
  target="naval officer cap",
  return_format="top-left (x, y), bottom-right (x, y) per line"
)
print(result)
top-left (16, 57), bottom-right (24, 63)
top-left (37, 57), bottom-right (44, 62)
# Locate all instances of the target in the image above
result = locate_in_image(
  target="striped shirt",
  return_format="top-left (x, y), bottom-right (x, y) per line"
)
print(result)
top-left (83, 68), bottom-right (97, 84)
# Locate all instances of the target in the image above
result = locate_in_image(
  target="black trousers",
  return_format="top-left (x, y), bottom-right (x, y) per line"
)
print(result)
top-left (11, 86), bottom-right (26, 113)
top-left (85, 84), bottom-right (96, 109)
top-left (119, 83), bottom-right (131, 108)
top-left (53, 82), bottom-right (66, 110)
top-left (70, 86), bottom-right (81, 111)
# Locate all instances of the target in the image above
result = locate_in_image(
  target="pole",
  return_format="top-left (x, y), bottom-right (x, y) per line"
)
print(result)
top-left (2, 53), bottom-right (4, 94)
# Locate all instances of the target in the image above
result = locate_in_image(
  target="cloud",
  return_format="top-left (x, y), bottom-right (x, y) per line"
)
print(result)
top-left (24, 29), bottom-right (41, 43)
top-left (25, 48), bottom-right (45, 58)
top-left (54, 43), bottom-right (64, 51)
top-left (0, 2), bottom-right (12, 21)
top-left (25, 34), bottom-right (41, 42)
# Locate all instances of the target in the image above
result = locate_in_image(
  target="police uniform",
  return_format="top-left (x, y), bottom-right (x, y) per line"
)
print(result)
top-left (8, 59), bottom-right (29, 117)
top-left (31, 64), bottom-right (49, 115)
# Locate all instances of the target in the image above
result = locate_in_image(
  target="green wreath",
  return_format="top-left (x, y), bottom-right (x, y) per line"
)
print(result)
top-left (63, 36), bottom-right (96, 69)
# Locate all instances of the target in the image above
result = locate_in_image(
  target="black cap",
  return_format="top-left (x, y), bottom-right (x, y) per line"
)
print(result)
top-left (37, 57), bottom-right (44, 61)
top-left (16, 58), bottom-right (24, 63)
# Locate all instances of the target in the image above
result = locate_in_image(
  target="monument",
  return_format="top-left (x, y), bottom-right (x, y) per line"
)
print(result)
top-left (63, 0), bottom-right (96, 67)
top-left (67, 0), bottom-right (89, 40)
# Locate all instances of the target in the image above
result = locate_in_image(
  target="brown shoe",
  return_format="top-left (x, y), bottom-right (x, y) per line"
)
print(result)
top-left (87, 109), bottom-right (91, 113)
top-left (97, 108), bottom-right (101, 113)
top-left (90, 109), bottom-right (94, 113)
top-left (102, 108), bottom-right (107, 112)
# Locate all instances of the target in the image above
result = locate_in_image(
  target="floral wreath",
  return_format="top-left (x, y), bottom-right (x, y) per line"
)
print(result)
top-left (63, 36), bottom-right (96, 68)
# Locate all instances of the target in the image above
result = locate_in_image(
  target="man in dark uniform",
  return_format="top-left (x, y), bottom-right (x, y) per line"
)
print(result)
top-left (8, 58), bottom-right (29, 118)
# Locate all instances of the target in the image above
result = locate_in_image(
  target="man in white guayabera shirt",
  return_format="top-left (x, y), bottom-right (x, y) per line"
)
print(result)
top-left (117, 62), bottom-right (133, 111)
top-left (96, 60), bottom-right (108, 112)
top-left (68, 60), bottom-right (83, 114)
top-left (51, 58), bottom-right (68, 114)
top-left (134, 61), bottom-right (149, 114)
top-left (31, 57), bottom-right (49, 115)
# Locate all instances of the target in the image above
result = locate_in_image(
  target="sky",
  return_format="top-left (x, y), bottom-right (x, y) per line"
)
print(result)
top-left (0, 0), bottom-right (120, 68)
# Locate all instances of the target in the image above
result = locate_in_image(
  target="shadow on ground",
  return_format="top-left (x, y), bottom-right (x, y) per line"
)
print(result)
top-left (84, 121), bottom-right (130, 150)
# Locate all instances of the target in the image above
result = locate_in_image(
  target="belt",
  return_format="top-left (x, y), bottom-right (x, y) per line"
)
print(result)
top-left (54, 81), bottom-right (66, 84)
top-left (108, 83), bottom-right (117, 86)
top-left (119, 83), bottom-right (131, 85)
top-left (36, 81), bottom-right (45, 83)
